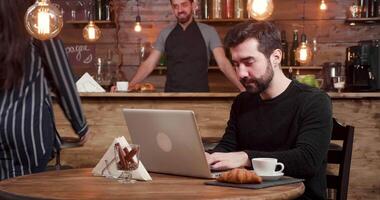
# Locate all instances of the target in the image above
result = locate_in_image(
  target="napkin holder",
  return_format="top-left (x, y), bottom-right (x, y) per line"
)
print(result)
top-left (92, 136), bottom-right (152, 181)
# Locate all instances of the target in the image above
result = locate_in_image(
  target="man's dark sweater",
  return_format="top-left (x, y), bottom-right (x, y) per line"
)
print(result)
top-left (211, 81), bottom-right (332, 200)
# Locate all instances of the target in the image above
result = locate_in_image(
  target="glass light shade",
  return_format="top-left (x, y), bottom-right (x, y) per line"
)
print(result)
top-left (247, 0), bottom-right (274, 21)
top-left (296, 42), bottom-right (312, 64)
top-left (320, 0), bottom-right (327, 10)
top-left (134, 15), bottom-right (142, 32)
top-left (24, 0), bottom-right (63, 41)
top-left (83, 21), bottom-right (101, 42)
top-left (134, 22), bottom-right (142, 32)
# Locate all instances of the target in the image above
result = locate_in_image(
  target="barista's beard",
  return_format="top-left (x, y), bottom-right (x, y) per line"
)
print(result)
top-left (176, 12), bottom-right (192, 24)
top-left (241, 60), bottom-right (274, 94)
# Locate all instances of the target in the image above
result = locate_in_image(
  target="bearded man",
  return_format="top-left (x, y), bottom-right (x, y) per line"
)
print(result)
top-left (206, 21), bottom-right (333, 200)
top-left (129, 0), bottom-right (244, 92)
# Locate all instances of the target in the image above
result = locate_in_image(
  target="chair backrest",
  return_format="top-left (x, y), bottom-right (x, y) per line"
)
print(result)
top-left (327, 118), bottom-right (355, 200)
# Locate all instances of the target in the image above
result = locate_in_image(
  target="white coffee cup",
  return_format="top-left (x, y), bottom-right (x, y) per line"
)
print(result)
top-left (251, 158), bottom-right (284, 175)
top-left (116, 81), bottom-right (129, 92)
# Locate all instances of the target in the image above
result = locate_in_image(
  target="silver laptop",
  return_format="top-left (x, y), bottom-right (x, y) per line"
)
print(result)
top-left (122, 108), bottom-right (221, 179)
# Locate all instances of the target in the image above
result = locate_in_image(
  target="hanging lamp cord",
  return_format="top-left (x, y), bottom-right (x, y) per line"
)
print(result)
top-left (302, 0), bottom-right (305, 33)
top-left (136, 0), bottom-right (140, 17)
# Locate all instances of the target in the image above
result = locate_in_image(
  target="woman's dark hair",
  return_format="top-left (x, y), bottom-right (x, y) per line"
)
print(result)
top-left (224, 21), bottom-right (282, 59)
top-left (0, 0), bottom-right (34, 90)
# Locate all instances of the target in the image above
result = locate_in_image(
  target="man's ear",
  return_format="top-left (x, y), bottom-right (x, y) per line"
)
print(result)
top-left (270, 49), bottom-right (282, 67)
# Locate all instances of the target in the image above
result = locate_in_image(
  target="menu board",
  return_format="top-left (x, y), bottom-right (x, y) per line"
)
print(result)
top-left (65, 44), bottom-right (95, 67)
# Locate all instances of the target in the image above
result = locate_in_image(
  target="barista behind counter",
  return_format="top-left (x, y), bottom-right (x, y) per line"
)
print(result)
top-left (129, 0), bottom-right (244, 93)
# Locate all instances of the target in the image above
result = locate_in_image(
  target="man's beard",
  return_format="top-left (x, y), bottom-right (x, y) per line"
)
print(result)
top-left (176, 12), bottom-right (192, 24)
top-left (240, 60), bottom-right (274, 94)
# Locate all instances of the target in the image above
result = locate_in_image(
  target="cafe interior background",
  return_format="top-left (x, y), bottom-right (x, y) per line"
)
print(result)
top-left (24, 0), bottom-right (380, 199)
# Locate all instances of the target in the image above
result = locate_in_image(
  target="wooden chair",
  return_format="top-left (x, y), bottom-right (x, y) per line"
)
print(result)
top-left (326, 118), bottom-right (355, 200)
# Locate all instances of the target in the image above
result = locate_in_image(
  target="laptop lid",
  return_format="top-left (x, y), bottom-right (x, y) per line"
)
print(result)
top-left (123, 108), bottom-right (214, 178)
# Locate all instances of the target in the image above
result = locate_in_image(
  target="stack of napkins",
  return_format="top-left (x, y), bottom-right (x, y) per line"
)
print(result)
top-left (76, 73), bottom-right (106, 92)
top-left (92, 136), bottom-right (152, 181)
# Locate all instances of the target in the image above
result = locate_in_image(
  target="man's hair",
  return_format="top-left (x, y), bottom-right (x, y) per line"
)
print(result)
top-left (224, 21), bottom-right (282, 59)
top-left (169, 0), bottom-right (194, 4)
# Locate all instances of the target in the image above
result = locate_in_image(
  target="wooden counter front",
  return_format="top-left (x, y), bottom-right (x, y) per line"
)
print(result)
top-left (53, 92), bottom-right (380, 200)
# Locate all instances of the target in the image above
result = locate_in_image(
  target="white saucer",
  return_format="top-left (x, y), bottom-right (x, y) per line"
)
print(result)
top-left (257, 172), bottom-right (284, 181)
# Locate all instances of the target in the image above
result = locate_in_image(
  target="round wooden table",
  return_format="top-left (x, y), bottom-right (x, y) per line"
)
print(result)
top-left (0, 168), bottom-right (304, 200)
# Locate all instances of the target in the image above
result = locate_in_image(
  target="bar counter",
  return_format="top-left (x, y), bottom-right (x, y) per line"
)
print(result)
top-left (53, 92), bottom-right (380, 199)
top-left (77, 92), bottom-right (380, 99)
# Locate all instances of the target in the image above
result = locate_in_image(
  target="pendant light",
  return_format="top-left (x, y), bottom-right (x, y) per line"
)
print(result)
top-left (295, 34), bottom-right (312, 64)
top-left (320, 0), bottom-right (327, 11)
top-left (83, 21), bottom-right (101, 42)
top-left (134, 16), bottom-right (142, 32)
top-left (134, 0), bottom-right (142, 32)
top-left (24, 0), bottom-right (63, 40)
top-left (247, 0), bottom-right (274, 21)
top-left (296, 0), bottom-right (312, 65)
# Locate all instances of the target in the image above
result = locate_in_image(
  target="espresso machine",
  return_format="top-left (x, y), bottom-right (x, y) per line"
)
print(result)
top-left (345, 40), bottom-right (380, 91)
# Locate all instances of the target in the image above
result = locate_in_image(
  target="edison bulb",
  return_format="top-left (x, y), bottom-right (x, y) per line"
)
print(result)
top-left (83, 21), bottom-right (101, 42)
top-left (320, 0), bottom-right (327, 10)
top-left (134, 22), bottom-right (142, 32)
top-left (296, 34), bottom-right (312, 65)
top-left (134, 15), bottom-right (142, 32)
top-left (25, 0), bottom-right (63, 41)
top-left (247, 0), bottom-right (274, 21)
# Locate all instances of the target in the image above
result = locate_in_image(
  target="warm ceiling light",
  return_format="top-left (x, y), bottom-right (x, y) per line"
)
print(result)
top-left (134, 15), bottom-right (142, 32)
top-left (247, 0), bottom-right (274, 21)
top-left (320, 0), bottom-right (327, 10)
top-left (296, 33), bottom-right (312, 64)
top-left (24, 0), bottom-right (63, 40)
top-left (83, 21), bottom-right (101, 42)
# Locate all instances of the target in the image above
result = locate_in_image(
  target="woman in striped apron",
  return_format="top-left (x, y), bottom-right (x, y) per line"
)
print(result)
top-left (0, 0), bottom-right (90, 180)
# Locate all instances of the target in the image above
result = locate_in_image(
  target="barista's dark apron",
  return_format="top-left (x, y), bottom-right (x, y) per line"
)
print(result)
top-left (164, 20), bottom-right (209, 92)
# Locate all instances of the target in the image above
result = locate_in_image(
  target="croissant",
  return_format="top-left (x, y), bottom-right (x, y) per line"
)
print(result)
top-left (140, 83), bottom-right (155, 92)
top-left (217, 168), bottom-right (262, 184)
top-left (131, 83), bottom-right (155, 92)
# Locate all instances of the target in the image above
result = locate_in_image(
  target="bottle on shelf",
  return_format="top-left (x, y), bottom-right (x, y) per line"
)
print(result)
top-left (212, 0), bottom-right (222, 19)
top-left (104, 0), bottom-right (112, 21)
top-left (349, 1), bottom-right (361, 18)
top-left (193, 0), bottom-right (202, 19)
top-left (281, 31), bottom-right (289, 66)
top-left (95, 0), bottom-right (105, 20)
top-left (234, 0), bottom-right (245, 19)
top-left (370, 0), bottom-right (379, 17)
top-left (106, 49), bottom-right (116, 86)
top-left (290, 30), bottom-right (300, 66)
top-left (201, 0), bottom-right (213, 19)
top-left (201, 0), bottom-right (209, 19)
top-left (221, 0), bottom-right (234, 19)
top-left (360, 0), bottom-right (370, 18)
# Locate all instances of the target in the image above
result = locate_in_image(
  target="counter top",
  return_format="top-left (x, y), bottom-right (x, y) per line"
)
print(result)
top-left (78, 92), bottom-right (380, 99)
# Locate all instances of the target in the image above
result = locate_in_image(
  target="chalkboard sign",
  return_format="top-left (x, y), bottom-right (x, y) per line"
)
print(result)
top-left (65, 44), bottom-right (95, 67)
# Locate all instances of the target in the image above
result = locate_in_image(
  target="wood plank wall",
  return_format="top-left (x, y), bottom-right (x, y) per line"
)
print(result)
top-left (60, 0), bottom-right (380, 91)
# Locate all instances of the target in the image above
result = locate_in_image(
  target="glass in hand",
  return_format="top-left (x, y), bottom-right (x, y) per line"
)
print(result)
top-left (333, 76), bottom-right (345, 93)
top-left (114, 143), bottom-right (140, 184)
